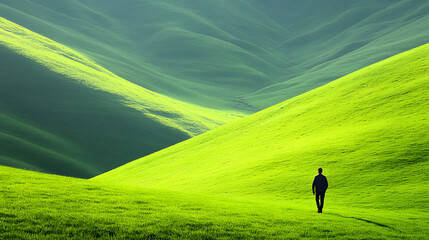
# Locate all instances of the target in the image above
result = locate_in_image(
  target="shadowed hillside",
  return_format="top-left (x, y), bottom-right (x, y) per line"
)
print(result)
top-left (0, 18), bottom-right (242, 177)
top-left (0, 45), bottom-right (189, 177)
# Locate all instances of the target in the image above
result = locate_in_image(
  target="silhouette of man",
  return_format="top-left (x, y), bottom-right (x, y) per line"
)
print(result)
top-left (312, 168), bottom-right (328, 213)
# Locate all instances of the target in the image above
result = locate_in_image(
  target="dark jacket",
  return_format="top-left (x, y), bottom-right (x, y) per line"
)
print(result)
top-left (312, 174), bottom-right (328, 193)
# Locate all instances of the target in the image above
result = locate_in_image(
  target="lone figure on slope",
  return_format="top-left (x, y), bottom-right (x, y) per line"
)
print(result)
top-left (312, 168), bottom-right (328, 213)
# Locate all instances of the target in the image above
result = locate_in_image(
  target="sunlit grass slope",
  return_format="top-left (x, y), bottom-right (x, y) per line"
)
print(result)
top-left (0, 17), bottom-right (244, 177)
top-left (96, 43), bottom-right (429, 212)
top-left (1, 165), bottom-right (427, 239)
top-left (1, 0), bottom-right (429, 110)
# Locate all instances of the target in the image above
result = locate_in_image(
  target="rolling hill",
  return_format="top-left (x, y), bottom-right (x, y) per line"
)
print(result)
top-left (0, 43), bottom-right (427, 239)
top-left (1, 0), bottom-right (429, 177)
top-left (94, 42), bottom-right (429, 209)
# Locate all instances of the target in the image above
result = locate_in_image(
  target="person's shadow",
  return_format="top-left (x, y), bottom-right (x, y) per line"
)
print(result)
top-left (325, 212), bottom-right (397, 231)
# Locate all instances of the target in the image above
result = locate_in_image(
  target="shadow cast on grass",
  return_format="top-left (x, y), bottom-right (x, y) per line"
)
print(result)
top-left (326, 212), bottom-right (399, 232)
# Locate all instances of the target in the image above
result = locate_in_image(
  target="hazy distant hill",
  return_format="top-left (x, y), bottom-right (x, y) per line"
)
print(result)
top-left (2, 0), bottom-right (428, 109)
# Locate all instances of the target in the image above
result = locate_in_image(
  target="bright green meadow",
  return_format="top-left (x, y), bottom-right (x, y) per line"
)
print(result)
top-left (1, 40), bottom-right (428, 239)
top-left (0, 165), bottom-right (425, 239)
top-left (1, 0), bottom-right (429, 176)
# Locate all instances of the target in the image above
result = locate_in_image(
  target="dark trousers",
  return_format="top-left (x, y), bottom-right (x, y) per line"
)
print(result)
top-left (316, 192), bottom-right (325, 212)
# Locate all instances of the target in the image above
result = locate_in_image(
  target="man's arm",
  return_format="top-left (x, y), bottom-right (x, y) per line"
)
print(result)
top-left (312, 177), bottom-right (316, 194)
top-left (325, 177), bottom-right (328, 191)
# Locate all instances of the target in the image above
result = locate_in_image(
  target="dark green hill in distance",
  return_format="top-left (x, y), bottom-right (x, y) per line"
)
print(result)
top-left (95, 43), bottom-right (429, 210)
top-left (1, 0), bottom-right (429, 110)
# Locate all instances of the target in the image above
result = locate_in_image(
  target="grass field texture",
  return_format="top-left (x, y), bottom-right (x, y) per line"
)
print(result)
top-left (1, 165), bottom-right (426, 239)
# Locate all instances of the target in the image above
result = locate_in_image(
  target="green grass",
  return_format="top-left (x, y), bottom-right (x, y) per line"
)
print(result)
top-left (1, 165), bottom-right (426, 239)
top-left (93, 43), bottom-right (429, 237)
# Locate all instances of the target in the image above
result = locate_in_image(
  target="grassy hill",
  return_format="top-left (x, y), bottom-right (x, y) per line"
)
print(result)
top-left (0, 44), bottom-right (427, 239)
top-left (0, 18), bottom-right (243, 177)
top-left (95, 43), bottom-right (428, 210)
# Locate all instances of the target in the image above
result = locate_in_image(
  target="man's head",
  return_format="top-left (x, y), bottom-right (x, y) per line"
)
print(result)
top-left (318, 168), bottom-right (323, 174)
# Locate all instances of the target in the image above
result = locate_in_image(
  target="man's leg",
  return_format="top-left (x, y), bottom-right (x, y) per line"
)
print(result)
top-left (320, 192), bottom-right (325, 213)
top-left (315, 193), bottom-right (321, 213)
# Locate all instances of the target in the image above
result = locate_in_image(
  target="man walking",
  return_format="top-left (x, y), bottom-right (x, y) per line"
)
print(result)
top-left (312, 168), bottom-right (328, 213)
